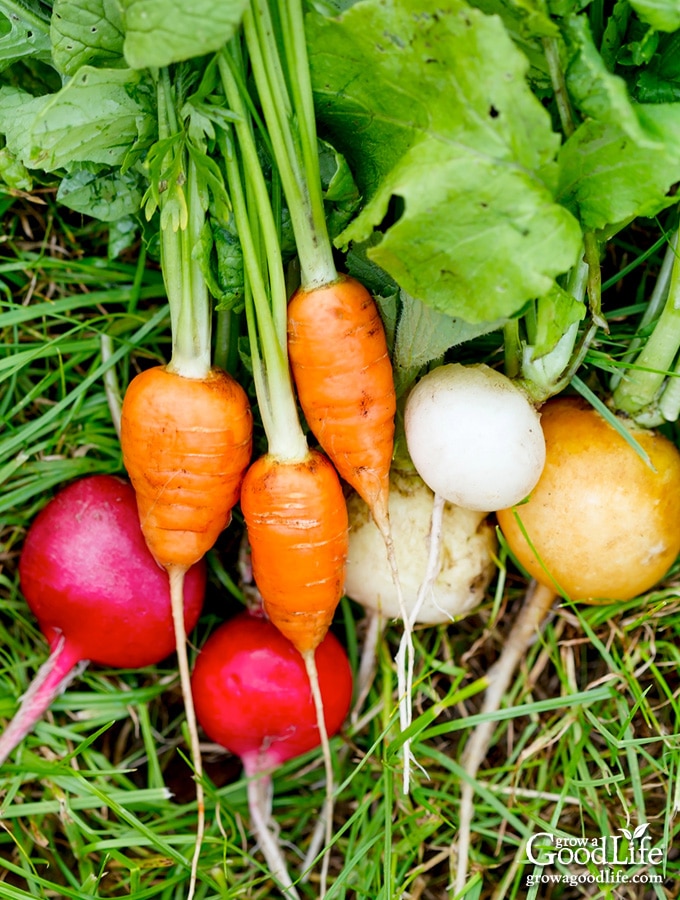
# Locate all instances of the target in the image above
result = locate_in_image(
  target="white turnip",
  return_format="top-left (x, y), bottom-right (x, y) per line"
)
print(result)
top-left (0, 474), bottom-right (206, 766)
top-left (345, 469), bottom-right (496, 625)
top-left (191, 610), bottom-right (353, 899)
top-left (404, 363), bottom-right (546, 511)
top-left (345, 468), bottom-right (497, 791)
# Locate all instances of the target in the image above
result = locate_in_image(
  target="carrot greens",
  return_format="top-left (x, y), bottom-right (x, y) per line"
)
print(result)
top-left (242, 0), bottom-right (336, 291)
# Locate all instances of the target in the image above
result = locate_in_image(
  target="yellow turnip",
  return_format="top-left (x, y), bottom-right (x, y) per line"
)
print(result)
top-left (496, 394), bottom-right (680, 602)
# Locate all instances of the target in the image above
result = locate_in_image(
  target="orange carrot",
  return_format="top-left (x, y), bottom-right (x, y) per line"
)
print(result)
top-left (244, 0), bottom-right (416, 790)
top-left (121, 364), bottom-right (252, 570)
top-left (218, 46), bottom-right (348, 895)
top-left (121, 366), bottom-right (251, 900)
top-left (119, 68), bottom-right (253, 900)
top-left (288, 273), bottom-right (402, 741)
top-left (287, 274), bottom-right (396, 536)
top-left (240, 449), bottom-right (349, 655)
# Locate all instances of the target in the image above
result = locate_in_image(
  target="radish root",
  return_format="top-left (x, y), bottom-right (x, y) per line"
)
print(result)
top-left (247, 771), bottom-right (301, 900)
top-left (0, 635), bottom-right (86, 766)
top-left (168, 564), bottom-right (205, 900)
top-left (452, 580), bottom-right (557, 892)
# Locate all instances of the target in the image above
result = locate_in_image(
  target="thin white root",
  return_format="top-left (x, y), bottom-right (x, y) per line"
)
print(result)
top-left (351, 609), bottom-right (385, 724)
top-left (248, 772), bottom-right (301, 900)
top-left (452, 580), bottom-right (557, 894)
top-left (395, 490), bottom-right (446, 793)
top-left (302, 649), bottom-right (335, 898)
top-left (168, 564), bottom-right (205, 900)
top-left (373, 504), bottom-right (415, 793)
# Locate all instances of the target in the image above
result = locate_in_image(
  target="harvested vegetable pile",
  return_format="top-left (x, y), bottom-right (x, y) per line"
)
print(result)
top-left (2, 1), bottom-right (680, 898)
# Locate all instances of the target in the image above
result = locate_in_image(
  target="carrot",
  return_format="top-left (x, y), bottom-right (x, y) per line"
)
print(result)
top-left (238, 448), bottom-right (348, 896)
top-left (287, 274), bottom-right (396, 533)
top-left (218, 45), bottom-right (348, 896)
top-left (287, 274), bottom-right (404, 732)
top-left (121, 365), bottom-right (251, 899)
top-left (121, 365), bottom-right (252, 570)
top-left (240, 450), bottom-right (349, 654)
top-left (120, 69), bottom-right (253, 900)
top-left (243, 0), bottom-right (418, 788)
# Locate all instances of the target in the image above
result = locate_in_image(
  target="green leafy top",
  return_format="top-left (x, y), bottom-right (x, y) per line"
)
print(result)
top-left (119, 0), bottom-right (249, 69)
top-left (51, 0), bottom-right (125, 75)
top-left (307, 0), bottom-right (583, 324)
top-left (4, 0), bottom-right (680, 406)
top-left (0, 0), bottom-right (52, 72)
top-left (0, 67), bottom-right (155, 171)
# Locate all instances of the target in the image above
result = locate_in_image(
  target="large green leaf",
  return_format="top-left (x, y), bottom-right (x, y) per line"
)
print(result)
top-left (0, 67), bottom-right (155, 171)
top-left (0, 0), bottom-right (52, 71)
top-left (51, 0), bottom-right (125, 75)
top-left (56, 165), bottom-right (145, 219)
top-left (308, 0), bottom-right (582, 323)
top-left (120, 0), bottom-right (249, 68)
top-left (557, 103), bottom-right (680, 232)
top-left (628, 0), bottom-right (680, 32)
top-left (564, 14), bottom-right (654, 144)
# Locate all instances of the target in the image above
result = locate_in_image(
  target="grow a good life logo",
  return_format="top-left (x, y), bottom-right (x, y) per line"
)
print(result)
top-left (524, 823), bottom-right (666, 889)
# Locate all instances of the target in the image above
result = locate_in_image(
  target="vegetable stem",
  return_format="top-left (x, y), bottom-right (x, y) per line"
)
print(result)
top-left (100, 334), bottom-right (122, 439)
top-left (246, 773), bottom-right (301, 900)
top-left (612, 233), bottom-right (680, 418)
top-left (157, 72), bottom-right (184, 350)
top-left (610, 230), bottom-right (678, 392)
top-left (155, 70), bottom-right (212, 380)
top-left (395, 490), bottom-right (445, 793)
top-left (0, 636), bottom-right (86, 767)
top-left (658, 357), bottom-right (680, 421)
top-left (519, 258), bottom-right (589, 401)
top-left (218, 51), bottom-right (307, 461)
top-left (303, 650), bottom-right (334, 898)
top-left (583, 232), bottom-right (607, 330)
top-left (219, 50), bottom-right (288, 349)
top-left (503, 319), bottom-right (522, 379)
top-left (168, 155), bottom-right (212, 378)
top-left (277, 0), bottom-right (333, 272)
top-left (244, 0), bottom-right (337, 290)
top-left (542, 37), bottom-right (576, 138)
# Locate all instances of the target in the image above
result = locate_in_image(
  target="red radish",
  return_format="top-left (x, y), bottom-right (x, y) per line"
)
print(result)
top-left (191, 610), bottom-right (353, 899)
top-left (0, 474), bottom-right (205, 766)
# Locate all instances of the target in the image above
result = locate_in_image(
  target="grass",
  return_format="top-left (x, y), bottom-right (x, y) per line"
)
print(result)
top-left (1, 192), bottom-right (680, 900)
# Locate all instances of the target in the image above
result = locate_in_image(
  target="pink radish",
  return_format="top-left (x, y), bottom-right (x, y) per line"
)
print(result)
top-left (0, 474), bottom-right (206, 765)
top-left (191, 610), bottom-right (353, 899)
